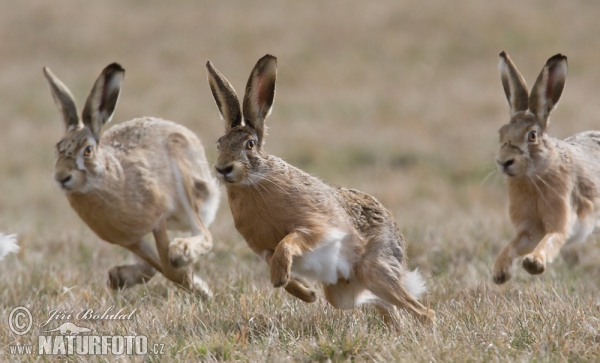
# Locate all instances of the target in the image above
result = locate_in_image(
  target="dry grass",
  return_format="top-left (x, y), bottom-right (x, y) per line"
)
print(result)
top-left (1, 0), bottom-right (600, 361)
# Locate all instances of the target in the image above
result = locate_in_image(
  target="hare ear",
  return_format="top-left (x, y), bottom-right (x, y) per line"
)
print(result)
top-left (529, 54), bottom-right (567, 130)
top-left (498, 51), bottom-right (529, 116)
top-left (43, 67), bottom-right (82, 131)
top-left (242, 54), bottom-right (277, 146)
top-left (206, 60), bottom-right (242, 131)
top-left (81, 63), bottom-right (125, 142)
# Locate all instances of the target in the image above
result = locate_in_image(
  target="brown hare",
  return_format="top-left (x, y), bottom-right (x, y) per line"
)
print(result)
top-left (493, 51), bottom-right (600, 284)
top-left (44, 63), bottom-right (219, 298)
top-left (206, 55), bottom-right (435, 325)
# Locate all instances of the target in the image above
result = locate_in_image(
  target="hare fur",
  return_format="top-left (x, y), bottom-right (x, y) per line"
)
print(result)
top-left (493, 51), bottom-right (600, 284)
top-left (44, 63), bottom-right (219, 297)
top-left (206, 54), bottom-right (435, 325)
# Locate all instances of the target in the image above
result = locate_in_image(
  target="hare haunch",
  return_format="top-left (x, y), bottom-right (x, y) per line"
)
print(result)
top-left (44, 63), bottom-right (219, 297)
top-left (206, 55), bottom-right (435, 325)
top-left (493, 52), bottom-right (600, 284)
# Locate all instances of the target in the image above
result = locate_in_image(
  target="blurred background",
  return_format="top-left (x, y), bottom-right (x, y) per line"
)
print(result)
top-left (1, 1), bottom-right (599, 359)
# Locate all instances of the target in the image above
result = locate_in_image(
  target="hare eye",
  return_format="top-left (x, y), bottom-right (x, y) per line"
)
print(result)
top-left (528, 131), bottom-right (537, 142)
top-left (83, 145), bottom-right (93, 157)
top-left (246, 140), bottom-right (255, 150)
top-left (216, 142), bottom-right (220, 151)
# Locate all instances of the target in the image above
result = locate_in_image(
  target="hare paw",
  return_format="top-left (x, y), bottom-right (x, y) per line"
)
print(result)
top-left (169, 236), bottom-right (211, 268)
top-left (190, 275), bottom-right (213, 301)
top-left (108, 265), bottom-right (152, 289)
top-left (522, 254), bottom-right (545, 275)
top-left (492, 260), bottom-right (512, 285)
top-left (270, 262), bottom-right (290, 288)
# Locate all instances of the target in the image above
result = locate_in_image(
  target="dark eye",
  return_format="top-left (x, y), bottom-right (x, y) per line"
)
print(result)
top-left (528, 130), bottom-right (537, 142)
top-left (83, 145), bottom-right (93, 157)
top-left (216, 142), bottom-right (220, 151)
top-left (246, 140), bottom-right (255, 150)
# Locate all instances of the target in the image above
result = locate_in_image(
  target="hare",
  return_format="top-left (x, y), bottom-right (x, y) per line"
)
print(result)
top-left (206, 55), bottom-right (435, 326)
top-left (493, 51), bottom-right (600, 284)
top-left (44, 63), bottom-right (219, 298)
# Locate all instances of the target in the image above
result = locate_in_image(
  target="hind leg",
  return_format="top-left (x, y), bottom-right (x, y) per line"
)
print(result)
top-left (357, 257), bottom-right (435, 325)
top-left (374, 301), bottom-right (402, 328)
top-left (108, 238), bottom-right (160, 289)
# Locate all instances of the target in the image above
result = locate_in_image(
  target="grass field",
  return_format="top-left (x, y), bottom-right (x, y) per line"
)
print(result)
top-left (1, 1), bottom-right (599, 361)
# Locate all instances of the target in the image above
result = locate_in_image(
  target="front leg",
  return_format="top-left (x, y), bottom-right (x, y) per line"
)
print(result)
top-left (153, 219), bottom-right (212, 299)
top-left (522, 232), bottom-right (566, 275)
top-left (268, 231), bottom-right (310, 288)
top-left (264, 249), bottom-right (317, 302)
top-left (493, 230), bottom-right (540, 284)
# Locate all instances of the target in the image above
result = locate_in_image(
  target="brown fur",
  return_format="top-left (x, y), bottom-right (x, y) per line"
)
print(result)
top-left (493, 52), bottom-right (600, 284)
top-left (207, 55), bottom-right (435, 326)
top-left (44, 64), bottom-right (219, 297)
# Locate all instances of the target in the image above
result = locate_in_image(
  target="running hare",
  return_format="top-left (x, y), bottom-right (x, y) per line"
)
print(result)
top-left (206, 55), bottom-right (435, 325)
top-left (44, 63), bottom-right (219, 297)
top-left (493, 51), bottom-right (600, 284)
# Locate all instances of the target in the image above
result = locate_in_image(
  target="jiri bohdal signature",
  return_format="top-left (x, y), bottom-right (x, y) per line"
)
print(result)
top-left (40, 306), bottom-right (137, 328)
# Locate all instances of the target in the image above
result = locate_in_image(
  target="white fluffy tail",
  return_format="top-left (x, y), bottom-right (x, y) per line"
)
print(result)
top-left (0, 233), bottom-right (19, 260)
top-left (403, 268), bottom-right (427, 299)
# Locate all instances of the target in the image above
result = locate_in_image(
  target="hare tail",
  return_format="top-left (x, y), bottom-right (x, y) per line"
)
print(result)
top-left (0, 233), bottom-right (19, 260)
top-left (403, 268), bottom-right (427, 299)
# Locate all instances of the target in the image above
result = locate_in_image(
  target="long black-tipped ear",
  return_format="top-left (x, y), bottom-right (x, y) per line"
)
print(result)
top-left (81, 63), bottom-right (125, 142)
top-left (242, 54), bottom-right (277, 147)
top-left (43, 67), bottom-right (82, 131)
top-left (206, 60), bottom-right (242, 131)
top-left (498, 51), bottom-right (529, 116)
top-left (529, 54), bottom-right (567, 130)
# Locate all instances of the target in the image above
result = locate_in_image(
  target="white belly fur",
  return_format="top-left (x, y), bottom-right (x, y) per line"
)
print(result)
top-left (291, 228), bottom-right (351, 285)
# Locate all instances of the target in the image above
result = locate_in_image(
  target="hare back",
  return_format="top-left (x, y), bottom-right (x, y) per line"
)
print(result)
top-left (229, 155), bottom-right (404, 267)
top-left (335, 187), bottom-right (407, 265)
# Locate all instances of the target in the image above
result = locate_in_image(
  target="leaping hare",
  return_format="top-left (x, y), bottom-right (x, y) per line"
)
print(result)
top-left (493, 51), bottom-right (600, 284)
top-left (44, 63), bottom-right (219, 298)
top-left (206, 55), bottom-right (435, 325)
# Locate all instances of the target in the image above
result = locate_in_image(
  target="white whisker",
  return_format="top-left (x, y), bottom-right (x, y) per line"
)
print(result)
top-left (535, 174), bottom-right (563, 199)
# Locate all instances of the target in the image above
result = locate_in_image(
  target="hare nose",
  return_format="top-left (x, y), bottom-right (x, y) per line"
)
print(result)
top-left (60, 175), bottom-right (72, 185)
top-left (215, 165), bottom-right (234, 176)
top-left (501, 159), bottom-right (514, 168)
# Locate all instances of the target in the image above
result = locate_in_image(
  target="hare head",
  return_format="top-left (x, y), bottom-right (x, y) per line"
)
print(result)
top-left (44, 64), bottom-right (124, 193)
top-left (206, 55), bottom-right (277, 186)
top-left (496, 52), bottom-right (567, 178)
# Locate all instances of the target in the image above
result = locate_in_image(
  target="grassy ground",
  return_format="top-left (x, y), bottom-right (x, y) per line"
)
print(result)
top-left (1, 1), bottom-right (599, 361)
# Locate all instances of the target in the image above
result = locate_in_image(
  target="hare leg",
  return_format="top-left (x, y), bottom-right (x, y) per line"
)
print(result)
top-left (493, 230), bottom-right (541, 284)
top-left (168, 222), bottom-right (212, 268)
top-left (269, 231), bottom-right (310, 288)
top-left (522, 232), bottom-right (567, 275)
top-left (284, 278), bottom-right (318, 303)
top-left (167, 134), bottom-right (214, 269)
top-left (264, 249), bottom-right (316, 302)
top-left (108, 238), bottom-right (160, 289)
top-left (374, 301), bottom-right (402, 329)
top-left (154, 219), bottom-right (212, 299)
top-left (357, 257), bottom-right (435, 325)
